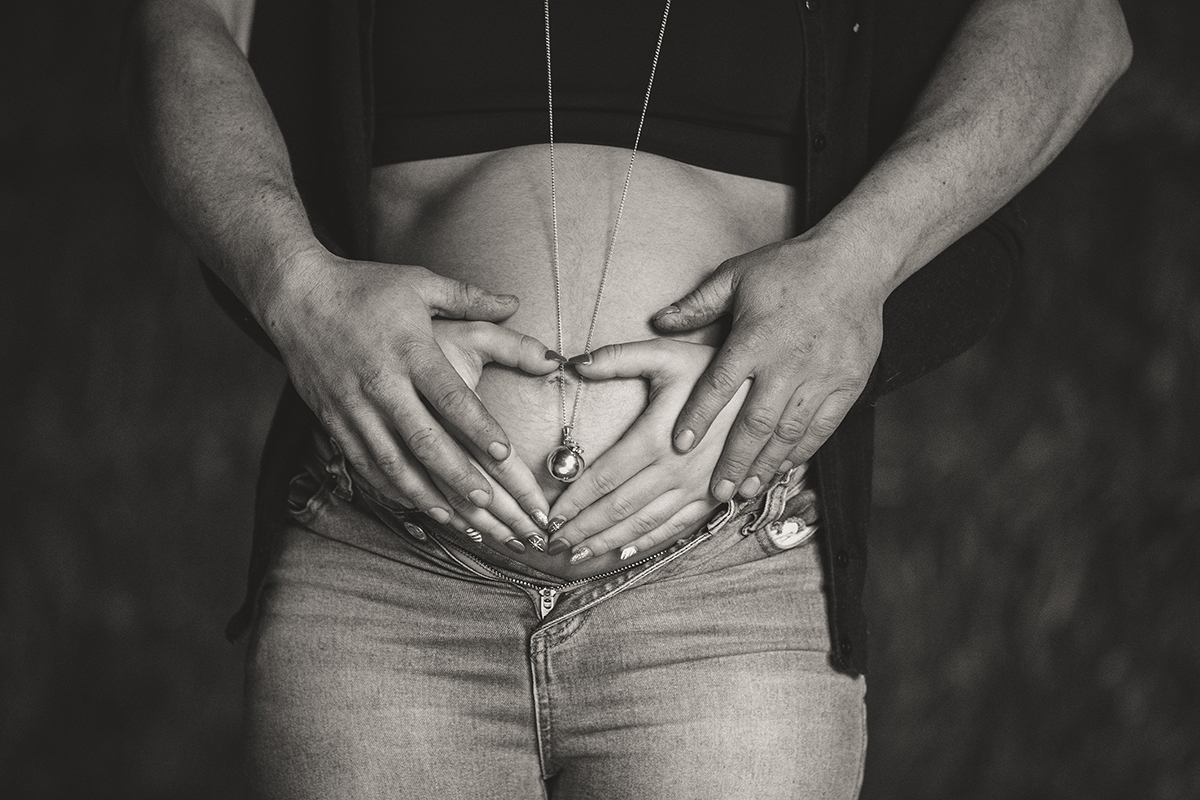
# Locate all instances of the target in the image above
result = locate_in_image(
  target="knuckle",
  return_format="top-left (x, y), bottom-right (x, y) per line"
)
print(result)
top-left (430, 381), bottom-right (475, 420)
top-left (358, 366), bottom-right (396, 398)
top-left (736, 407), bottom-right (778, 439)
top-left (588, 469), bottom-right (620, 498)
top-left (700, 363), bottom-right (741, 397)
top-left (806, 415), bottom-right (841, 441)
top-left (773, 416), bottom-right (808, 443)
top-left (373, 451), bottom-right (406, 480)
top-left (404, 426), bottom-right (442, 460)
top-left (607, 495), bottom-right (639, 523)
top-left (627, 513), bottom-right (659, 537)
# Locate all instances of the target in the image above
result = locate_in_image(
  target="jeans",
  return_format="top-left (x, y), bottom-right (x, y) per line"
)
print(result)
top-left (244, 448), bottom-right (867, 800)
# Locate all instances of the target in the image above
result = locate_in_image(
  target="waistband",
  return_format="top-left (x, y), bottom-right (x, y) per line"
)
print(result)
top-left (306, 425), bottom-right (820, 588)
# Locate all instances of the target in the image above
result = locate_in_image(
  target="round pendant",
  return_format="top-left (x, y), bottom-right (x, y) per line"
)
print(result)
top-left (546, 445), bottom-right (585, 483)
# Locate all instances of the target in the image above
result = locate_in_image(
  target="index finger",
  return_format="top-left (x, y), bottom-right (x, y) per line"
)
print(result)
top-left (407, 339), bottom-right (514, 463)
top-left (670, 333), bottom-right (756, 454)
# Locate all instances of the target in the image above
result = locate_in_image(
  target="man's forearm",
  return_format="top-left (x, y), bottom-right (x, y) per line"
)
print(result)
top-left (120, 0), bottom-right (322, 324)
top-left (810, 0), bottom-right (1131, 298)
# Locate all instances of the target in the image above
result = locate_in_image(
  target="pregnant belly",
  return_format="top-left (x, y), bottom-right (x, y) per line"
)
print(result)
top-left (369, 144), bottom-right (796, 575)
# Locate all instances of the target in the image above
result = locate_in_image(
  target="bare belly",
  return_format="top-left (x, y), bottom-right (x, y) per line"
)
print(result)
top-left (369, 144), bottom-right (796, 575)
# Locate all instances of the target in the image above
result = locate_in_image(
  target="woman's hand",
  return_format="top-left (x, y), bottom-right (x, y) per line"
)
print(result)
top-left (426, 319), bottom-right (562, 550)
top-left (264, 249), bottom-right (560, 530)
top-left (545, 339), bottom-right (750, 563)
top-left (650, 234), bottom-right (885, 501)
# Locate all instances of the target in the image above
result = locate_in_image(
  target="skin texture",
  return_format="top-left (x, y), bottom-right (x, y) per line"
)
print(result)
top-left (122, 0), bottom-right (1131, 565)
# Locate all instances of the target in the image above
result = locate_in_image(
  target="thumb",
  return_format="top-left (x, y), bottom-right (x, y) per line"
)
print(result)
top-left (472, 325), bottom-right (561, 376)
top-left (571, 339), bottom-right (695, 382)
top-left (418, 271), bottom-right (520, 322)
top-left (651, 264), bottom-right (736, 332)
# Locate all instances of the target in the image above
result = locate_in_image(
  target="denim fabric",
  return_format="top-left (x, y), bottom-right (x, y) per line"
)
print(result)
top-left (245, 459), bottom-right (866, 799)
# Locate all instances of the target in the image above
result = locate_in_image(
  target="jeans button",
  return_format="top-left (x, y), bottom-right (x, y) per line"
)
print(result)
top-left (403, 522), bottom-right (427, 541)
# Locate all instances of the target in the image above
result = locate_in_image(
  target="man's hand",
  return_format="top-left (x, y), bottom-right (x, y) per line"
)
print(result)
top-left (651, 235), bottom-right (884, 502)
top-left (266, 250), bottom-right (559, 528)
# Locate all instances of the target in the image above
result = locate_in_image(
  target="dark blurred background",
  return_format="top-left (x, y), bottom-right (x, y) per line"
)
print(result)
top-left (2, 1), bottom-right (1196, 798)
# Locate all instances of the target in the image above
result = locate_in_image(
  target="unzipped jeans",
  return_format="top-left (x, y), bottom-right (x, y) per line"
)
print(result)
top-left (244, 445), bottom-right (867, 800)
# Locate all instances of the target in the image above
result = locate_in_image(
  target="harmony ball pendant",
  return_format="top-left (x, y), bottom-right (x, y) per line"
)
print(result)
top-left (546, 429), bottom-right (585, 483)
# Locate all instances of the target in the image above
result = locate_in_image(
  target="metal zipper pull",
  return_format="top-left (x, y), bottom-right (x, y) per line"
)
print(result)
top-left (537, 587), bottom-right (560, 619)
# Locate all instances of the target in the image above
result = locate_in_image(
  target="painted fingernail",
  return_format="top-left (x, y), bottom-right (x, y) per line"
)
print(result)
top-left (569, 547), bottom-right (593, 564)
top-left (778, 460), bottom-right (794, 475)
top-left (488, 441), bottom-right (510, 461)
top-left (464, 527), bottom-right (483, 543)
top-left (403, 522), bottom-right (427, 540)
top-left (545, 349), bottom-right (567, 363)
top-left (739, 476), bottom-right (761, 498)
top-left (524, 533), bottom-right (546, 552)
top-left (566, 352), bottom-right (593, 366)
top-left (531, 509), bottom-right (550, 530)
top-left (547, 516), bottom-right (567, 534)
top-left (619, 545), bottom-right (638, 561)
top-left (428, 507), bottom-right (451, 524)
top-left (468, 489), bottom-right (490, 508)
top-left (547, 538), bottom-right (571, 555)
top-left (673, 429), bottom-right (695, 452)
top-left (652, 305), bottom-right (680, 321)
top-left (713, 480), bottom-right (735, 502)
top-left (504, 537), bottom-right (527, 554)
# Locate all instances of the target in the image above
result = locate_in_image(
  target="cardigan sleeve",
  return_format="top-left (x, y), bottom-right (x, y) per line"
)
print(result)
top-left (862, 201), bottom-right (1024, 402)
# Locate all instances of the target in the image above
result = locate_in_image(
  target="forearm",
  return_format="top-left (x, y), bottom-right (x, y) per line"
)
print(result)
top-left (120, 0), bottom-right (322, 324)
top-left (808, 0), bottom-right (1131, 299)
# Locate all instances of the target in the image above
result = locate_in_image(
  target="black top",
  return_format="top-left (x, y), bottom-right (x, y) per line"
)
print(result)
top-left (372, 0), bottom-right (804, 184)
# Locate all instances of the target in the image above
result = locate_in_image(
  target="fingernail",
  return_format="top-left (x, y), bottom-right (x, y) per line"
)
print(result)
top-left (652, 305), bottom-right (680, 321)
top-left (713, 480), bottom-right (735, 502)
top-left (468, 489), bottom-right (490, 508)
top-left (547, 516), bottom-right (566, 534)
top-left (428, 507), bottom-right (451, 524)
top-left (547, 538), bottom-right (571, 555)
top-left (673, 429), bottom-right (695, 452)
top-left (531, 509), bottom-right (550, 530)
top-left (464, 527), bottom-right (483, 543)
top-left (498, 293), bottom-right (519, 304)
top-left (778, 460), bottom-right (794, 475)
top-left (544, 349), bottom-right (567, 363)
top-left (569, 547), bottom-right (593, 564)
top-left (504, 537), bottom-right (527, 554)
top-left (526, 533), bottom-right (547, 552)
top-left (619, 545), bottom-right (638, 561)
top-left (739, 476), bottom-right (761, 498)
top-left (566, 352), bottom-right (593, 366)
top-left (488, 441), bottom-right (510, 461)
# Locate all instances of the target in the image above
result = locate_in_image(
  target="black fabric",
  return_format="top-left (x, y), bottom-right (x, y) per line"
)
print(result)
top-left (371, 0), bottom-right (804, 184)
top-left (220, 0), bottom-right (1023, 678)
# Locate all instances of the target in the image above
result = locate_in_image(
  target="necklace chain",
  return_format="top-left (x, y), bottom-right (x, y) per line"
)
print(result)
top-left (546, 0), bottom-right (672, 443)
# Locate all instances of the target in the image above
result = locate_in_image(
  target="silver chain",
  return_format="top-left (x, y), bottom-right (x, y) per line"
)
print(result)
top-left (546, 0), bottom-right (672, 440)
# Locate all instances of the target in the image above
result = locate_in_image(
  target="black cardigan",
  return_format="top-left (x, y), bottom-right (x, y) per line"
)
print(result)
top-left (215, 0), bottom-right (1022, 677)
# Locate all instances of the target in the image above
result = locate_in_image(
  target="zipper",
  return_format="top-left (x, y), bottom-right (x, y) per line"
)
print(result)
top-left (435, 535), bottom-right (700, 620)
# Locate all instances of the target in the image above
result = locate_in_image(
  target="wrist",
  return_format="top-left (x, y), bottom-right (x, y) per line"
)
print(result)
top-left (784, 217), bottom-right (902, 310)
top-left (252, 241), bottom-right (336, 345)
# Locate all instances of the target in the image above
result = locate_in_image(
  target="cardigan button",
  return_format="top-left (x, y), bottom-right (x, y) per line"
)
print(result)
top-left (838, 637), bottom-right (854, 657)
top-left (835, 549), bottom-right (849, 568)
top-left (812, 132), bottom-right (827, 152)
